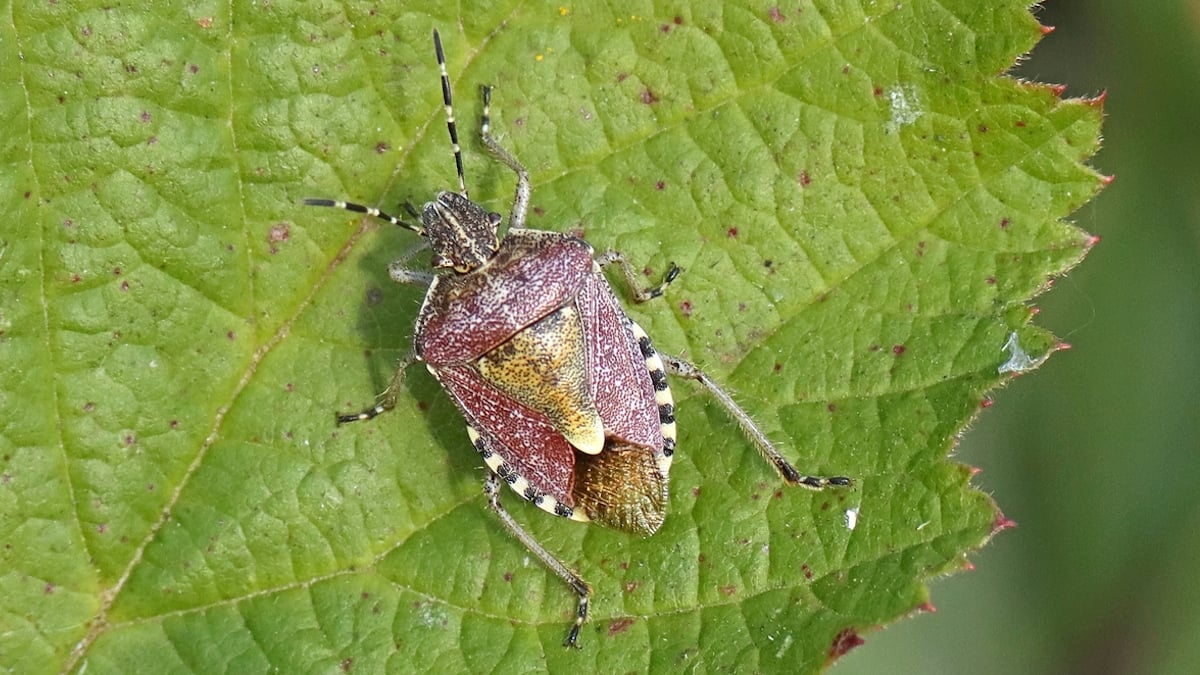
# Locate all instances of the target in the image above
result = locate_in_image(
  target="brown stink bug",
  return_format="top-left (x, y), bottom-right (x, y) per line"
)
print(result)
top-left (306, 29), bottom-right (851, 648)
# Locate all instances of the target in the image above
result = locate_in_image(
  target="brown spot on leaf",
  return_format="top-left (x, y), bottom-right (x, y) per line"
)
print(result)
top-left (608, 618), bottom-right (636, 636)
top-left (829, 628), bottom-right (865, 659)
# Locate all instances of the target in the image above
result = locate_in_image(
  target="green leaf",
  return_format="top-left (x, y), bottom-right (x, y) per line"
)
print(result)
top-left (0, 1), bottom-right (1102, 672)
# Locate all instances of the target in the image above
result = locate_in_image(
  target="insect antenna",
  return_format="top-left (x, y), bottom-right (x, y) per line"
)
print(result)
top-left (302, 198), bottom-right (425, 236)
top-left (433, 29), bottom-right (469, 198)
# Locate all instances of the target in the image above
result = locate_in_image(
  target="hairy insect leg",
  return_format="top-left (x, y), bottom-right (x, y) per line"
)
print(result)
top-left (483, 472), bottom-right (591, 648)
top-left (387, 242), bottom-right (436, 286)
top-left (661, 355), bottom-right (851, 489)
top-left (478, 85), bottom-right (531, 231)
top-left (598, 251), bottom-right (682, 303)
top-left (335, 352), bottom-right (419, 425)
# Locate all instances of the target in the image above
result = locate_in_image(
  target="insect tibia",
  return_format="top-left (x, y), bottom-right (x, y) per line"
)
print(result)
top-left (334, 354), bottom-right (417, 426)
top-left (334, 406), bottom-right (386, 426)
top-left (598, 251), bottom-right (682, 303)
top-left (662, 355), bottom-right (851, 490)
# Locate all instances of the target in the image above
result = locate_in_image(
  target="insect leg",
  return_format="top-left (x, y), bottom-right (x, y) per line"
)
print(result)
top-left (597, 250), bottom-right (681, 302)
top-left (387, 243), bottom-right (435, 286)
top-left (483, 472), bottom-right (591, 648)
top-left (661, 355), bottom-right (852, 489)
top-left (478, 84), bottom-right (531, 231)
top-left (335, 352), bottom-right (419, 425)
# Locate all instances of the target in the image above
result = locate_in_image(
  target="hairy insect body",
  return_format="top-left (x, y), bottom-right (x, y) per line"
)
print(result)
top-left (418, 227), bottom-right (673, 535)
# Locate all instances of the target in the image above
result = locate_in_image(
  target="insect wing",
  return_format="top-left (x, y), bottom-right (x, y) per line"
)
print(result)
top-left (436, 363), bottom-right (579, 510)
top-left (418, 231), bottom-right (595, 364)
top-left (578, 270), bottom-right (664, 452)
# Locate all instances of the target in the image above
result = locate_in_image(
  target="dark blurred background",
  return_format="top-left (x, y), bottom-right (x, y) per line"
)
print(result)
top-left (838, 2), bottom-right (1200, 674)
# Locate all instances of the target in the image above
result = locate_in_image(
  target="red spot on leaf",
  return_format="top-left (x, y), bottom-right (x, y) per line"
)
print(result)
top-left (640, 88), bottom-right (659, 105)
top-left (999, 217), bottom-right (1010, 228)
top-left (829, 628), bottom-right (865, 659)
top-left (727, 227), bottom-right (738, 237)
top-left (678, 300), bottom-right (693, 318)
top-left (720, 585), bottom-right (737, 597)
top-left (656, 180), bottom-right (666, 190)
top-left (768, 6), bottom-right (786, 22)
top-left (624, 580), bottom-right (639, 593)
top-left (608, 618), bottom-right (636, 636)
top-left (892, 344), bottom-right (906, 356)
top-left (797, 169), bottom-right (811, 186)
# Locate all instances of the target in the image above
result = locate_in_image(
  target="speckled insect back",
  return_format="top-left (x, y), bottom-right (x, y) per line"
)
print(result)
top-left (306, 29), bottom-right (851, 648)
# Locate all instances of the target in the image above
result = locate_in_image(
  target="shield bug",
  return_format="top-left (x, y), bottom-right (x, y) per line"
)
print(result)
top-left (307, 29), bottom-right (851, 648)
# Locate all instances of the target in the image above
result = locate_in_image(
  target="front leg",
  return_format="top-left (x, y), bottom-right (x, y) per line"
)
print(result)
top-left (387, 242), bottom-right (435, 286)
top-left (479, 84), bottom-right (531, 230)
top-left (335, 352), bottom-right (419, 425)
